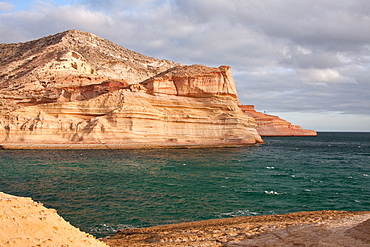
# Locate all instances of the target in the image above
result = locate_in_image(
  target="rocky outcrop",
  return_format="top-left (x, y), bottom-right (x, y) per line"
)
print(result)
top-left (0, 30), bottom-right (263, 148)
top-left (0, 192), bottom-right (108, 247)
top-left (240, 105), bottom-right (317, 136)
top-left (142, 65), bottom-right (238, 98)
top-left (102, 211), bottom-right (370, 247)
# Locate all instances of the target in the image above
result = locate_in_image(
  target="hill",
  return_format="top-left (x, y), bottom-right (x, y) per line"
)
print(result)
top-left (0, 30), bottom-right (264, 148)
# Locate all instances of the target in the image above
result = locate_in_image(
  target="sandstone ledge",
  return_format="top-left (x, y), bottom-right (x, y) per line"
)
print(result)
top-left (102, 211), bottom-right (370, 247)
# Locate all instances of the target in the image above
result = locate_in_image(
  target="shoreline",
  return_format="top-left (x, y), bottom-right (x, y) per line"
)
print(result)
top-left (101, 210), bottom-right (370, 246)
top-left (0, 141), bottom-right (263, 150)
top-left (1, 191), bottom-right (369, 246)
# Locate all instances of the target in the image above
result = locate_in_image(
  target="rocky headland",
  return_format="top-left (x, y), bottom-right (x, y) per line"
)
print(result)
top-left (240, 105), bottom-right (317, 137)
top-left (0, 30), bottom-right (316, 149)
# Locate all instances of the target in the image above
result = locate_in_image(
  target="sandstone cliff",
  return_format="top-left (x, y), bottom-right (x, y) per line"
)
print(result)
top-left (240, 105), bottom-right (317, 136)
top-left (142, 64), bottom-right (238, 98)
top-left (0, 30), bottom-right (262, 148)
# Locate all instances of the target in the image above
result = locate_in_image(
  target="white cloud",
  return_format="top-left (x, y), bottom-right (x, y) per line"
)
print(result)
top-left (297, 68), bottom-right (357, 86)
top-left (0, 2), bottom-right (115, 43)
top-left (0, 2), bottom-right (13, 12)
top-left (270, 112), bottom-right (370, 132)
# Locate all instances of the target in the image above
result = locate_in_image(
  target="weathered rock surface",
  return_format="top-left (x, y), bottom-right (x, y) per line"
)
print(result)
top-left (0, 30), bottom-right (263, 148)
top-left (142, 64), bottom-right (238, 98)
top-left (0, 29), bottom-right (179, 114)
top-left (240, 105), bottom-right (317, 136)
top-left (0, 86), bottom-right (261, 148)
top-left (102, 211), bottom-right (370, 247)
top-left (0, 192), bottom-right (108, 247)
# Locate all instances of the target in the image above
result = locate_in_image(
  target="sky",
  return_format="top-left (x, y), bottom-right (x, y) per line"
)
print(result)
top-left (1, 0), bottom-right (369, 131)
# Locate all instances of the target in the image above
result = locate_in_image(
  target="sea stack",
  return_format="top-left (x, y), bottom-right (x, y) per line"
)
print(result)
top-left (0, 30), bottom-right (263, 148)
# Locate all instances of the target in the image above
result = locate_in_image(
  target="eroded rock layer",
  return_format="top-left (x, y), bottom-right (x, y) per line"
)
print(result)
top-left (240, 105), bottom-right (317, 136)
top-left (0, 30), bottom-right (263, 148)
top-left (1, 88), bottom-right (261, 148)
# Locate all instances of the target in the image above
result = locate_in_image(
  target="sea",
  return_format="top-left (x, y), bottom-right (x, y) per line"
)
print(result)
top-left (1, 132), bottom-right (369, 238)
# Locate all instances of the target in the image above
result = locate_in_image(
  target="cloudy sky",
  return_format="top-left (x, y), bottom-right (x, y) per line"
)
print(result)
top-left (1, 0), bottom-right (369, 131)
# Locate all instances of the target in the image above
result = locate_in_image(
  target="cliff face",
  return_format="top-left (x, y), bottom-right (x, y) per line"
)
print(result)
top-left (0, 30), bottom-right (262, 148)
top-left (142, 65), bottom-right (238, 98)
top-left (240, 105), bottom-right (317, 137)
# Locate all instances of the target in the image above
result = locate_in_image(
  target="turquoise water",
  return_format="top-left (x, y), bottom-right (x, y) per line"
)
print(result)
top-left (1, 132), bottom-right (369, 237)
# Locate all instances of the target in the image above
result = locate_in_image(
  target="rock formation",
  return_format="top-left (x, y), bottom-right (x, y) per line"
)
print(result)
top-left (0, 30), bottom-right (263, 148)
top-left (240, 105), bottom-right (317, 136)
top-left (0, 192), bottom-right (108, 247)
top-left (0, 29), bottom-right (179, 115)
top-left (102, 210), bottom-right (370, 247)
top-left (141, 64), bottom-right (238, 98)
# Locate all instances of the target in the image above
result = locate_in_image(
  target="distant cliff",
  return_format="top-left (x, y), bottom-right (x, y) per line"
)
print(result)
top-left (0, 30), bottom-right (263, 148)
top-left (240, 105), bottom-right (317, 136)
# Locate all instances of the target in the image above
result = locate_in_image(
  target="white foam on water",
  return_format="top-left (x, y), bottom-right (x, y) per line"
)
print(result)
top-left (264, 190), bottom-right (285, 195)
top-left (219, 209), bottom-right (258, 217)
top-left (89, 223), bottom-right (135, 235)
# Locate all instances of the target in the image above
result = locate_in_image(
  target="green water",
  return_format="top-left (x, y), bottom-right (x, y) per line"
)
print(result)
top-left (0, 132), bottom-right (369, 237)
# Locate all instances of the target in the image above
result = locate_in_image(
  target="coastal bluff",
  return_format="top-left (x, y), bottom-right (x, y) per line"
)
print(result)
top-left (0, 30), bottom-right (314, 149)
top-left (240, 105), bottom-right (317, 137)
top-left (0, 30), bottom-right (262, 148)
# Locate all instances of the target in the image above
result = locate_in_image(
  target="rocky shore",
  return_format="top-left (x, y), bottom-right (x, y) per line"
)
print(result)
top-left (2, 192), bottom-right (369, 247)
top-left (102, 210), bottom-right (370, 247)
